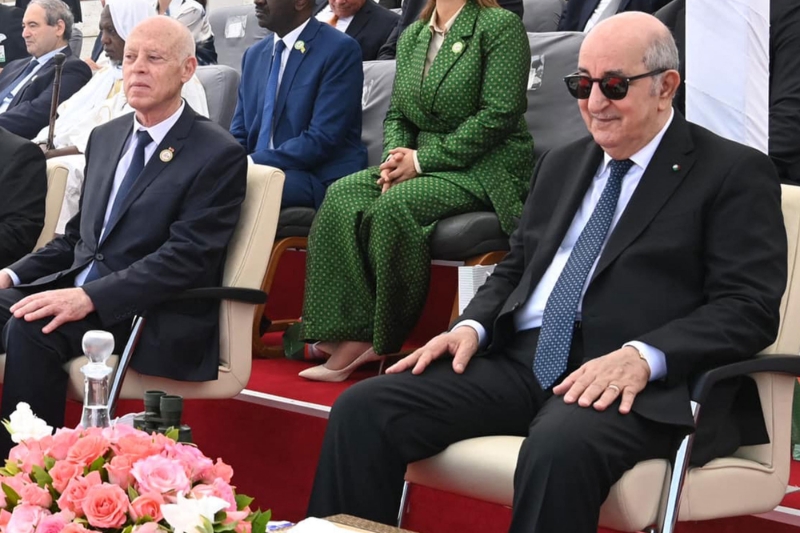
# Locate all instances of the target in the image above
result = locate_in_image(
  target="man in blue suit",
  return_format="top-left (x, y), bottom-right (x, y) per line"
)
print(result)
top-left (0, 0), bottom-right (90, 139)
top-left (230, 0), bottom-right (367, 208)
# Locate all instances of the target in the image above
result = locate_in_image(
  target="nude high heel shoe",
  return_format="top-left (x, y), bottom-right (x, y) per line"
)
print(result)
top-left (298, 347), bottom-right (381, 382)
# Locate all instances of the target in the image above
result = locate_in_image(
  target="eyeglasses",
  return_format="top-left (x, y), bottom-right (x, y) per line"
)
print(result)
top-left (563, 69), bottom-right (667, 100)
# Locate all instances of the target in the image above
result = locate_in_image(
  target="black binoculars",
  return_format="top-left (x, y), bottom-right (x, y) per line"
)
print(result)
top-left (133, 390), bottom-right (193, 442)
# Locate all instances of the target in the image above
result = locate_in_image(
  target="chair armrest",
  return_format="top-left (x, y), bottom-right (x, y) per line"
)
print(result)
top-left (691, 354), bottom-right (800, 405)
top-left (170, 287), bottom-right (267, 304)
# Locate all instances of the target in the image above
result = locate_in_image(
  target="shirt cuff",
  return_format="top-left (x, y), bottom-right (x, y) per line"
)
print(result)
top-left (452, 320), bottom-right (487, 350)
top-left (624, 341), bottom-right (666, 381)
top-left (412, 150), bottom-right (422, 174)
top-left (2, 269), bottom-right (21, 287)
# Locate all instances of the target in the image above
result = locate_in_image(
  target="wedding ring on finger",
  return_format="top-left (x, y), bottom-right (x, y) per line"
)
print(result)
top-left (607, 384), bottom-right (621, 394)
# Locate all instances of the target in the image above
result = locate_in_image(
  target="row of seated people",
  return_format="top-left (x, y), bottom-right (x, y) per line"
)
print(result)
top-left (0, 1), bottom-right (791, 532)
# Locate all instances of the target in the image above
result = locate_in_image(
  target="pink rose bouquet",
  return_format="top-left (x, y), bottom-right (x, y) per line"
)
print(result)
top-left (0, 404), bottom-right (270, 533)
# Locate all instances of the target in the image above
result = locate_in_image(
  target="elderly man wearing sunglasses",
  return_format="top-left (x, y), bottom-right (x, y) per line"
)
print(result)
top-left (308, 12), bottom-right (786, 533)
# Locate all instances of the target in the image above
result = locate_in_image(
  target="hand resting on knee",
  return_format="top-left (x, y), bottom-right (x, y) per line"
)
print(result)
top-left (386, 326), bottom-right (480, 375)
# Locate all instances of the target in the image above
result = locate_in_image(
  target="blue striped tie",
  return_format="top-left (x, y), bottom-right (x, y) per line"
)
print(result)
top-left (533, 158), bottom-right (634, 389)
top-left (256, 40), bottom-right (285, 151)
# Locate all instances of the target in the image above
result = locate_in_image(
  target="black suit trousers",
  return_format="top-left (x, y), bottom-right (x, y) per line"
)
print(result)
top-left (0, 287), bottom-right (129, 457)
top-left (308, 329), bottom-right (678, 533)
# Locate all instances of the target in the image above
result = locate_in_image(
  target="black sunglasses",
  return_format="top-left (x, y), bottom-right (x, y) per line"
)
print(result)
top-left (563, 68), bottom-right (667, 100)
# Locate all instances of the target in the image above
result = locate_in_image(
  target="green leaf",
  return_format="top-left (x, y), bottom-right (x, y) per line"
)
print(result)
top-left (2, 482), bottom-right (20, 508)
top-left (165, 428), bottom-right (180, 442)
top-left (248, 510), bottom-right (271, 533)
top-left (128, 486), bottom-right (140, 501)
top-left (213, 523), bottom-right (237, 533)
top-left (1, 420), bottom-right (12, 436)
top-left (31, 465), bottom-right (53, 488)
top-left (235, 494), bottom-right (254, 512)
top-left (88, 455), bottom-right (105, 473)
top-left (198, 516), bottom-right (214, 533)
top-left (4, 460), bottom-right (19, 475)
top-left (43, 456), bottom-right (55, 470)
top-left (121, 524), bottom-right (134, 533)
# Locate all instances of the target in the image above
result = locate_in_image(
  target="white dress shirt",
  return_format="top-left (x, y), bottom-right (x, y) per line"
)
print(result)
top-left (583, 0), bottom-right (623, 32)
top-left (2, 101), bottom-right (186, 288)
top-left (315, 5), bottom-right (354, 32)
top-left (0, 46), bottom-right (67, 113)
top-left (274, 19), bottom-right (310, 86)
top-left (457, 110), bottom-right (675, 381)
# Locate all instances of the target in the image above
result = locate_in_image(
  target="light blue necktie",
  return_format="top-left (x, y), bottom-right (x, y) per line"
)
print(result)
top-left (256, 40), bottom-right (286, 151)
top-left (533, 158), bottom-right (634, 389)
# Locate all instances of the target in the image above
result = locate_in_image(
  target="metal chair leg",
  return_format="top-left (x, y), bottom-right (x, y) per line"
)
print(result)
top-left (107, 315), bottom-right (147, 418)
top-left (397, 481), bottom-right (410, 528)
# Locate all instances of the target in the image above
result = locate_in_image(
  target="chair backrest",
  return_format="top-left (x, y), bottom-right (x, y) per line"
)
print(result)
top-left (195, 64), bottom-right (242, 130)
top-left (69, 25), bottom-right (83, 59)
top-left (208, 4), bottom-right (272, 73)
top-left (35, 160), bottom-right (68, 250)
top-left (362, 60), bottom-right (397, 167)
top-left (522, 0), bottom-right (565, 32)
top-left (525, 31), bottom-right (587, 158)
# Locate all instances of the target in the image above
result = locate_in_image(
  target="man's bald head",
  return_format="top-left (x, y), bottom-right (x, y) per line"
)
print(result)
top-left (575, 12), bottom-right (681, 160)
top-left (123, 16), bottom-right (197, 126)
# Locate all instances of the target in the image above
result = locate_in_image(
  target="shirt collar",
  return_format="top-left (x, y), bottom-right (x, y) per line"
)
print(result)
top-left (599, 108), bottom-right (675, 174)
top-left (274, 18), bottom-right (311, 54)
top-left (132, 100), bottom-right (185, 147)
top-left (33, 45), bottom-right (68, 64)
top-left (429, 3), bottom-right (464, 35)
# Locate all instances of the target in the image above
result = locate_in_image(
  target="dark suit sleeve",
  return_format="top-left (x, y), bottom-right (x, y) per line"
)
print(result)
top-left (768, 3), bottom-right (800, 184)
top-left (376, 23), bottom-right (400, 60)
top-left (229, 48), bottom-right (251, 149)
top-left (455, 152), bottom-right (547, 339)
top-left (0, 137), bottom-right (46, 267)
top-left (0, 59), bottom-right (91, 140)
top-left (249, 38), bottom-right (364, 170)
top-left (81, 140), bottom-right (247, 324)
top-left (637, 149), bottom-right (786, 386)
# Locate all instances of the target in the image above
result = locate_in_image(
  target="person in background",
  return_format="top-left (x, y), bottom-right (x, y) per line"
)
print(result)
top-left (307, 12), bottom-right (786, 533)
top-left (0, 16), bottom-right (246, 459)
top-left (0, 0), bottom-right (91, 139)
top-left (297, 0), bottom-right (533, 381)
top-left (156, 0), bottom-right (217, 65)
top-left (313, 0), bottom-right (399, 61)
top-left (557, 0), bottom-right (670, 32)
top-left (0, 4), bottom-right (28, 69)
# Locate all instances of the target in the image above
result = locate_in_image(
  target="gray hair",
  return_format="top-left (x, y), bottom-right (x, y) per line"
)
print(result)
top-left (643, 29), bottom-right (679, 95)
top-left (30, 0), bottom-right (74, 42)
top-left (176, 23), bottom-right (196, 60)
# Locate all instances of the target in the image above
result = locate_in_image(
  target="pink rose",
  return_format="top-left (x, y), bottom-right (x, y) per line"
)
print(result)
top-left (112, 435), bottom-right (163, 464)
top-left (163, 443), bottom-right (213, 482)
top-left (60, 523), bottom-right (91, 533)
top-left (9, 442), bottom-right (46, 474)
top-left (6, 504), bottom-right (45, 533)
top-left (105, 455), bottom-right (134, 490)
top-left (49, 461), bottom-right (83, 493)
top-left (129, 492), bottom-right (164, 522)
top-left (202, 459), bottom-right (234, 485)
top-left (130, 456), bottom-right (190, 496)
top-left (46, 430), bottom-right (80, 462)
top-left (33, 512), bottom-right (70, 533)
top-left (101, 424), bottom-right (140, 444)
top-left (132, 523), bottom-right (163, 533)
top-left (81, 484), bottom-right (128, 529)
top-left (19, 485), bottom-right (52, 508)
top-left (2, 473), bottom-right (33, 503)
top-left (57, 472), bottom-right (102, 516)
top-left (0, 509), bottom-right (12, 527)
top-left (223, 511), bottom-right (251, 533)
top-left (66, 435), bottom-right (109, 468)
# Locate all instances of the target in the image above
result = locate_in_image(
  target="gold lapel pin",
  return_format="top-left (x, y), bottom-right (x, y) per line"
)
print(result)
top-left (672, 164), bottom-right (680, 172)
top-left (452, 41), bottom-right (464, 54)
top-left (160, 147), bottom-right (174, 163)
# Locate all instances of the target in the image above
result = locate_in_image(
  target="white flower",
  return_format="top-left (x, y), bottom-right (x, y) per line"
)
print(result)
top-left (2, 403), bottom-right (53, 443)
top-left (161, 495), bottom-right (229, 533)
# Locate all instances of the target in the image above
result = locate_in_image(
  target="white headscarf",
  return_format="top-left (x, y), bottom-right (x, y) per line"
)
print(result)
top-left (107, 0), bottom-right (157, 41)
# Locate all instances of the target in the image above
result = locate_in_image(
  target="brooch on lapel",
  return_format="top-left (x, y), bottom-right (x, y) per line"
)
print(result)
top-left (160, 147), bottom-right (175, 162)
top-left (295, 40), bottom-right (306, 54)
top-left (452, 41), bottom-right (464, 54)
top-left (672, 164), bottom-right (681, 172)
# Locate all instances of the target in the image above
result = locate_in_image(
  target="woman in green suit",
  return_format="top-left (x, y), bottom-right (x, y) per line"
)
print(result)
top-left (298, 0), bottom-right (534, 381)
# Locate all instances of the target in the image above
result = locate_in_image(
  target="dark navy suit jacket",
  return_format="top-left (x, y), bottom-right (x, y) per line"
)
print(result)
top-left (0, 46), bottom-right (91, 139)
top-left (313, 0), bottom-right (399, 61)
top-left (7, 105), bottom-right (247, 381)
top-left (556, 0), bottom-right (670, 31)
top-left (230, 17), bottom-right (367, 207)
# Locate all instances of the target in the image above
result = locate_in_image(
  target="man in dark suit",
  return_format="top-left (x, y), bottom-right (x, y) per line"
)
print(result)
top-left (0, 127), bottom-right (46, 267)
top-left (0, 5), bottom-right (28, 68)
top-left (0, 16), bottom-right (246, 457)
top-left (231, 0), bottom-right (366, 208)
top-left (0, 0), bottom-right (90, 140)
top-left (656, 0), bottom-right (800, 185)
top-left (313, 0), bottom-right (399, 61)
top-left (557, 0), bottom-right (670, 31)
top-left (377, 0), bottom-right (522, 59)
top-left (308, 12), bottom-right (786, 533)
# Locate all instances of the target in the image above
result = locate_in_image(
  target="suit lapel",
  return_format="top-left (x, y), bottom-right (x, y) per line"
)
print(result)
top-left (345, 4), bottom-right (370, 38)
top-left (274, 18), bottom-right (320, 126)
top-left (591, 113), bottom-right (697, 282)
top-left (94, 119), bottom-right (134, 241)
top-left (12, 47), bottom-right (73, 105)
top-left (100, 106), bottom-right (197, 244)
top-left (0, 60), bottom-right (25, 93)
top-left (421, 1), bottom-right (478, 114)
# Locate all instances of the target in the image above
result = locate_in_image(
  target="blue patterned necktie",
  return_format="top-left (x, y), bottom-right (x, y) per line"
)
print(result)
top-left (0, 59), bottom-right (38, 105)
top-left (84, 129), bottom-right (152, 283)
top-left (256, 40), bottom-right (286, 151)
top-left (533, 158), bottom-right (634, 389)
